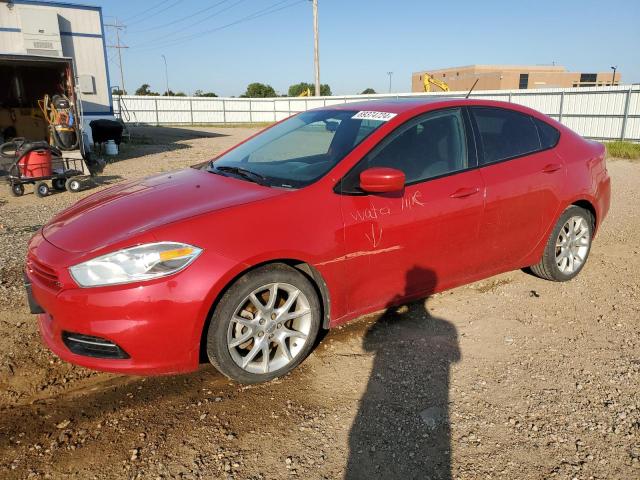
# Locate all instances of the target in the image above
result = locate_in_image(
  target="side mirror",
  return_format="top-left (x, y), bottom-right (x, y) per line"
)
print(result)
top-left (360, 167), bottom-right (405, 193)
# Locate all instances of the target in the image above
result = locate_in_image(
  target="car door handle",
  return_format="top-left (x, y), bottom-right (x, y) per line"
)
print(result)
top-left (542, 163), bottom-right (562, 173)
top-left (450, 187), bottom-right (480, 199)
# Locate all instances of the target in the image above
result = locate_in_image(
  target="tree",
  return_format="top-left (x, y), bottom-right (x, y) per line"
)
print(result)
top-left (194, 90), bottom-right (218, 97)
top-left (242, 82), bottom-right (277, 98)
top-left (162, 90), bottom-right (187, 96)
top-left (361, 88), bottom-right (376, 94)
top-left (288, 82), bottom-right (332, 97)
top-left (134, 84), bottom-right (159, 96)
top-left (112, 88), bottom-right (126, 95)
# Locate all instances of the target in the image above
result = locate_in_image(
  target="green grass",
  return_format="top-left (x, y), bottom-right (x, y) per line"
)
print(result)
top-left (604, 141), bottom-right (640, 160)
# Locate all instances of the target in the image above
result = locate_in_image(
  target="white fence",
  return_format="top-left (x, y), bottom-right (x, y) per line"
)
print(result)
top-left (113, 85), bottom-right (640, 142)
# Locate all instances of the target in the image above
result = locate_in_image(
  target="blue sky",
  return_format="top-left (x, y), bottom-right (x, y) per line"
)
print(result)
top-left (93, 0), bottom-right (640, 96)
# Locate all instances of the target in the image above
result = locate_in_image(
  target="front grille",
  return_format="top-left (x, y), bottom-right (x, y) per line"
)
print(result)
top-left (62, 332), bottom-right (130, 359)
top-left (27, 256), bottom-right (60, 290)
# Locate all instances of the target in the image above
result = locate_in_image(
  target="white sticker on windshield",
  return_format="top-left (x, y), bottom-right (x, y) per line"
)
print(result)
top-left (351, 111), bottom-right (397, 122)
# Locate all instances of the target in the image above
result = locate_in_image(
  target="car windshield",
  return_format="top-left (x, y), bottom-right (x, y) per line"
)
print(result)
top-left (206, 109), bottom-right (388, 188)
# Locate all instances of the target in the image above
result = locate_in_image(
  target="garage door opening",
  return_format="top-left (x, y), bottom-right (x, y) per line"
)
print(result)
top-left (0, 55), bottom-right (78, 148)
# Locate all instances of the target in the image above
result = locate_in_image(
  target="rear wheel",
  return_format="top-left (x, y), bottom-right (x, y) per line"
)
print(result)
top-left (530, 205), bottom-right (593, 281)
top-left (35, 181), bottom-right (50, 198)
top-left (206, 264), bottom-right (321, 384)
top-left (52, 178), bottom-right (66, 191)
top-left (65, 177), bottom-right (82, 192)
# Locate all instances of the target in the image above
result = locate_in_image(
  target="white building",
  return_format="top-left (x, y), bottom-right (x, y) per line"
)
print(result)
top-left (0, 0), bottom-right (114, 143)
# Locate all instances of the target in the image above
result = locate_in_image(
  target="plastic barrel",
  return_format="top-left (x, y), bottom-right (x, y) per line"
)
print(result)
top-left (18, 149), bottom-right (52, 178)
top-left (105, 140), bottom-right (118, 155)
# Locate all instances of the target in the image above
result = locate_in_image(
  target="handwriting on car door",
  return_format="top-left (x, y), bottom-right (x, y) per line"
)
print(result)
top-left (351, 191), bottom-right (426, 248)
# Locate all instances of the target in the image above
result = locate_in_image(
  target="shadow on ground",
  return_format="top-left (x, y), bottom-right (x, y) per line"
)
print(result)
top-left (346, 266), bottom-right (460, 480)
top-left (101, 125), bottom-right (230, 163)
top-left (1, 126), bottom-right (229, 175)
top-left (128, 125), bottom-right (229, 143)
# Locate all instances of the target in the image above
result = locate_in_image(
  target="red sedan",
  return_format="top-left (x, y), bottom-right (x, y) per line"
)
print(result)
top-left (25, 99), bottom-right (610, 383)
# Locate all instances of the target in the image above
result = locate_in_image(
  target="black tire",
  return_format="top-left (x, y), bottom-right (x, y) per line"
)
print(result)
top-left (530, 205), bottom-right (594, 282)
top-left (206, 263), bottom-right (321, 384)
top-left (52, 178), bottom-right (66, 191)
top-left (35, 181), bottom-right (50, 198)
top-left (10, 183), bottom-right (24, 197)
top-left (65, 177), bottom-right (82, 192)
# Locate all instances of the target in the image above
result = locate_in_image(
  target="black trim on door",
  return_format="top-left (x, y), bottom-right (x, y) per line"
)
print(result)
top-left (335, 106), bottom-right (480, 196)
top-left (467, 105), bottom-right (562, 168)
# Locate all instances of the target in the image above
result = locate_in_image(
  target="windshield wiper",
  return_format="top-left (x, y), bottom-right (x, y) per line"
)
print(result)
top-left (212, 165), bottom-right (271, 186)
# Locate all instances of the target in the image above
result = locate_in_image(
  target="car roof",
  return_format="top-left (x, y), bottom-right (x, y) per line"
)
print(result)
top-left (316, 97), bottom-right (557, 125)
top-left (320, 97), bottom-right (518, 114)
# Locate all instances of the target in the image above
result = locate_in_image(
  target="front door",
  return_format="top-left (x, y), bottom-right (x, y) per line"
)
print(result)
top-left (338, 108), bottom-right (485, 316)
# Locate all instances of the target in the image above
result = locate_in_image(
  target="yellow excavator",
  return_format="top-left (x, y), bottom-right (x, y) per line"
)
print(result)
top-left (298, 87), bottom-right (312, 97)
top-left (423, 73), bottom-right (450, 92)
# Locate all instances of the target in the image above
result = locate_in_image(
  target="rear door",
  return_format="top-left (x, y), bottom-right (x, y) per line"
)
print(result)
top-left (470, 106), bottom-right (565, 272)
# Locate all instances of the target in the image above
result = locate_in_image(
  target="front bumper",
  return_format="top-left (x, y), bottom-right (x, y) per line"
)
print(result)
top-left (27, 232), bottom-right (240, 375)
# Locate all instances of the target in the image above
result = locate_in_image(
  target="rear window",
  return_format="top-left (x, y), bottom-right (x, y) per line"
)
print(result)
top-left (534, 118), bottom-right (560, 149)
top-left (472, 107), bottom-right (542, 165)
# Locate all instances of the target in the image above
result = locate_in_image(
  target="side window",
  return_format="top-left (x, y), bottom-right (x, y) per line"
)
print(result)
top-left (534, 118), bottom-right (560, 149)
top-left (343, 108), bottom-right (468, 191)
top-left (472, 107), bottom-right (542, 165)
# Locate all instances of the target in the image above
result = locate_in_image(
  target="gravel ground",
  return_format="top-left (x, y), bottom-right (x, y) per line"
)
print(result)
top-left (0, 126), bottom-right (638, 479)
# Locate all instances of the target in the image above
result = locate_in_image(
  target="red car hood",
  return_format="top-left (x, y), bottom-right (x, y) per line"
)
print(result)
top-left (42, 168), bottom-right (284, 253)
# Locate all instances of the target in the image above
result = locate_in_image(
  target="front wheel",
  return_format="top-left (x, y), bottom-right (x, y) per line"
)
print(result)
top-left (206, 264), bottom-right (321, 384)
top-left (35, 181), bottom-right (50, 198)
top-left (530, 205), bottom-right (593, 281)
top-left (10, 183), bottom-right (24, 197)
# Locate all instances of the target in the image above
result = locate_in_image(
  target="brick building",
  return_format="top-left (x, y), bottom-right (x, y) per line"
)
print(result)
top-left (412, 65), bottom-right (621, 92)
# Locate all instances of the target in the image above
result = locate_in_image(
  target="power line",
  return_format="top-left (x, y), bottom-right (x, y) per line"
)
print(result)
top-left (132, 0), bottom-right (304, 52)
top-left (127, 0), bottom-right (185, 27)
top-left (149, 0), bottom-right (247, 36)
top-left (131, 0), bottom-right (250, 49)
top-left (122, 0), bottom-right (173, 23)
top-left (129, 0), bottom-right (231, 34)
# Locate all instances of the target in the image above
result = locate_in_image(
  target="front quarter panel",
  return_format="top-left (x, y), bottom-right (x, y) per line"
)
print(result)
top-left (149, 184), bottom-right (348, 326)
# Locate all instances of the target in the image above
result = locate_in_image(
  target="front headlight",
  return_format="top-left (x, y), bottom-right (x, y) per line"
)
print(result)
top-left (69, 242), bottom-right (203, 288)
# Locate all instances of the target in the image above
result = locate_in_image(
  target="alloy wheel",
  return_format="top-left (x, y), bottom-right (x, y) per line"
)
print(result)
top-left (226, 282), bottom-right (312, 374)
top-left (555, 215), bottom-right (590, 274)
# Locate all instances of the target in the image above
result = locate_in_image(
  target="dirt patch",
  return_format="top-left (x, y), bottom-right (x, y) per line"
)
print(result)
top-left (471, 277), bottom-right (513, 293)
top-left (0, 129), bottom-right (638, 479)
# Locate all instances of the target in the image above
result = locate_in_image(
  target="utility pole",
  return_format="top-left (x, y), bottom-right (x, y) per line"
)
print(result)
top-left (387, 72), bottom-right (393, 93)
top-left (161, 54), bottom-right (169, 95)
top-left (312, 0), bottom-right (320, 96)
top-left (105, 18), bottom-right (128, 94)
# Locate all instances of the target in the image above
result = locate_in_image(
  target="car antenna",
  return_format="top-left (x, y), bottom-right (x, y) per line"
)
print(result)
top-left (465, 79), bottom-right (479, 99)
